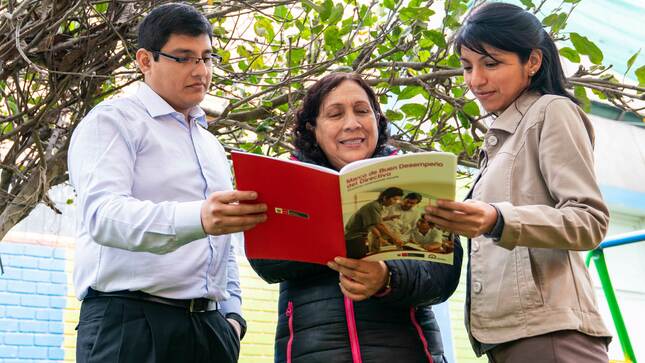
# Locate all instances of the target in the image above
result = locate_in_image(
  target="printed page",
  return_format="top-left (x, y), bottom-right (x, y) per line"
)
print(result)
top-left (338, 152), bottom-right (456, 264)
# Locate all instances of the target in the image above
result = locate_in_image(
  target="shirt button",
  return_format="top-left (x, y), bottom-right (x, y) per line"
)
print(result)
top-left (472, 240), bottom-right (480, 252)
top-left (473, 281), bottom-right (482, 294)
top-left (487, 135), bottom-right (498, 146)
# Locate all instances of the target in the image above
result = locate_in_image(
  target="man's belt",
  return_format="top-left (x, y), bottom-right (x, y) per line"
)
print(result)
top-left (85, 288), bottom-right (216, 313)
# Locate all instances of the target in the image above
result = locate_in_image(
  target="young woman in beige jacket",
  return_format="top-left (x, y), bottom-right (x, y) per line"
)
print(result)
top-left (426, 3), bottom-right (611, 362)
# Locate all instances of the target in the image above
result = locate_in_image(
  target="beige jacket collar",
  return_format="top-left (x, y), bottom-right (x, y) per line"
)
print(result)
top-left (489, 91), bottom-right (541, 134)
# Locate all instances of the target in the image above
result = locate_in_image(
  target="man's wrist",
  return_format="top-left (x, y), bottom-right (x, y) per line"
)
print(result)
top-left (374, 262), bottom-right (392, 297)
top-left (225, 312), bottom-right (247, 340)
top-left (226, 318), bottom-right (242, 338)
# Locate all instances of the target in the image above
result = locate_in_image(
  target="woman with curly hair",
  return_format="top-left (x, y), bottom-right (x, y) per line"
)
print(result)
top-left (249, 73), bottom-right (463, 363)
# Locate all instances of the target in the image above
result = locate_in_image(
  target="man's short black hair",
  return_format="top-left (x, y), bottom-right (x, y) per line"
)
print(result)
top-left (138, 3), bottom-right (213, 58)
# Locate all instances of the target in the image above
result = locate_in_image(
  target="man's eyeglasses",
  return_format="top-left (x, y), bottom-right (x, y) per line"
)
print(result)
top-left (150, 50), bottom-right (222, 65)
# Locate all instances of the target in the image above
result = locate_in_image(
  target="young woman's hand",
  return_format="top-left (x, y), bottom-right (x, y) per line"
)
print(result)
top-left (327, 258), bottom-right (388, 301)
top-left (425, 199), bottom-right (498, 238)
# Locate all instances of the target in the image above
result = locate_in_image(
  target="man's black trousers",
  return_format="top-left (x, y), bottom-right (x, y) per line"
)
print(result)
top-left (76, 296), bottom-right (240, 363)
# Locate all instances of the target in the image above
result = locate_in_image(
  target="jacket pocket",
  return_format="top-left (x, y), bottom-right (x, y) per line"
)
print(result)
top-left (286, 300), bottom-right (294, 363)
top-left (515, 248), bottom-right (544, 308)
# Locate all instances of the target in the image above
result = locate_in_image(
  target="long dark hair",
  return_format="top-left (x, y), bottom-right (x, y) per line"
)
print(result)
top-left (454, 2), bottom-right (577, 104)
top-left (293, 73), bottom-right (390, 168)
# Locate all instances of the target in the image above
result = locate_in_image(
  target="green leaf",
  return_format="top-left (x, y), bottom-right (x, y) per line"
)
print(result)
top-left (552, 13), bottom-right (568, 33)
top-left (457, 111), bottom-right (470, 128)
top-left (400, 103), bottom-right (427, 118)
top-left (254, 16), bottom-right (275, 40)
top-left (397, 86), bottom-right (424, 100)
top-left (340, 18), bottom-right (353, 35)
top-left (520, 0), bottom-right (535, 9)
top-left (288, 48), bottom-right (306, 67)
top-left (217, 49), bottom-right (231, 64)
top-left (328, 3), bottom-right (344, 24)
top-left (256, 121), bottom-right (271, 133)
top-left (383, 0), bottom-right (396, 10)
top-left (277, 103), bottom-right (290, 112)
top-left (591, 88), bottom-right (607, 100)
top-left (559, 47), bottom-right (580, 63)
top-left (7, 98), bottom-right (18, 114)
top-left (1, 122), bottom-right (13, 134)
top-left (300, 0), bottom-right (320, 12)
top-left (240, 142), bottom-right (262, 154)
top-left (418, 38), bottom-right (433, 48)
top-left (423, 30), bottom-right (446, 48)
top-left (212, 26), bottom-right (227, 37)
top-left (542, 14), bottom-right (558, 27)
top-left (385, 109), bottom-right (404, 121)
top-left (319, 0), bottom-right (333, 21)
top-left (324, 26), bottom-right (343, 52)
top-left (274, 5), bottom-right (290, 20)
top-left (447, 54), bottom-right (461, 68)
top-left (463, 101), bottom-right (480, 117)
top-left (574, 86), bottom-right (590, 112)
top-left (418, 50), bottom-right (430, 62)
top-left (236, 45), bottom-right (250, 58)
top-left (442, 103), bottom-right (454, 115)
top-left (238, 60), bottom-right (248, 71)
top-left (570, 32), bottom-right (603, 65)
top-left (67, 20), bottom-right (80, 32)
top-left (635, 65), bottom-right (645, 86)
top-left (625, 49), bottom-right (641, 75)
top-left (399, 7), bottom-right (435, 23)
top-left (94, 3), bottom-right (108, 13)
top-left (563, 0), bottom-right (581, 3)
top-left (543, 12), bottom-right (568, 33)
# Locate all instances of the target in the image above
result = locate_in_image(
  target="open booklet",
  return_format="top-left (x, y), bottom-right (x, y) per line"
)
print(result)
top-left (231, 151), bottom-right (457, 265)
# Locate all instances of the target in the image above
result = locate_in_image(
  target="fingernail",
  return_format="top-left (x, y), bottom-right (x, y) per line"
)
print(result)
top-left (334, 257), bottom-right (342, 263)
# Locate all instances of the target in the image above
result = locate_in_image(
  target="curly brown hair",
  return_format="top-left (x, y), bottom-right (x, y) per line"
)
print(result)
top-left (293, 73), bottom-right (390, 168)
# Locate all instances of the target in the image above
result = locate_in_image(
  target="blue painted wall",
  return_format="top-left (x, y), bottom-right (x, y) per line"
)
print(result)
top-left (0, 243), bottom-right (67, 362)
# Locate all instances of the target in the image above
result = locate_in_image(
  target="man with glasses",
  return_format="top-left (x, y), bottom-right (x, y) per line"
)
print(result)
top-left (68, 3), bottom-right (266, 362)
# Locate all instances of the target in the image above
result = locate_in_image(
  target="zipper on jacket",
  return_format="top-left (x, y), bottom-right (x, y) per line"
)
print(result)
top-left (344, 296), bottom-right (363, 363)
top-left (409, 306), bottom-right (434, 363)
top-left (286, 301), bottom-right (294, 363)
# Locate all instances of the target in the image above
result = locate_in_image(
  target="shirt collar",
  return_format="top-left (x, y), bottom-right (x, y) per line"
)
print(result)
top-left (135, 82), bottom-right (207, 126)
top-left (489, 91), bottom-right (541, 134)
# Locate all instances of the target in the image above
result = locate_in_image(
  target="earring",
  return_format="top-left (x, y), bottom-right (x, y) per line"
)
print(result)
top-left (530, 71), bottom-right (535, 76)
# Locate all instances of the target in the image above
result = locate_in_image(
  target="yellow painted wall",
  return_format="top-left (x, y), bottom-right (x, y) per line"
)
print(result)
top-left (237, 259), bottom-right (280, 363)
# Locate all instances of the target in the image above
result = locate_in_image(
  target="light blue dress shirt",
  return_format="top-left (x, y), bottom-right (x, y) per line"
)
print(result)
top-left (68, 82), bottom-right (241, 316)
